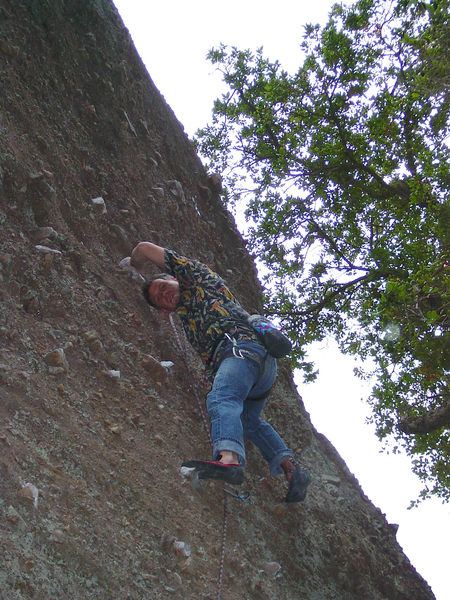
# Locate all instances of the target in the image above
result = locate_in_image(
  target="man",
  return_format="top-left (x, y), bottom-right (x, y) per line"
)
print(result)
top-left (128, 241), bottom-right (310, 503)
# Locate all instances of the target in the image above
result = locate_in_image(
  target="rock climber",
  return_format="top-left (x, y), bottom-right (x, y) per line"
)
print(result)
top-left (124, 241), bottom-right (311, 503)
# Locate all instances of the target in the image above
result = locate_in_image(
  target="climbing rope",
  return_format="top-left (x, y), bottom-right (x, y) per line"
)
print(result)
top-left (167, 313), bottom-right (232, 600)
top-left (216, 492), bottom-right (229, 600)
top-left (167, 313), bottom-right (211, 443)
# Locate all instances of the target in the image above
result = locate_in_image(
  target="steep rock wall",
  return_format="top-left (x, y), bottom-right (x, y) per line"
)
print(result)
top-left (0, 1), bottom-right (435, 599)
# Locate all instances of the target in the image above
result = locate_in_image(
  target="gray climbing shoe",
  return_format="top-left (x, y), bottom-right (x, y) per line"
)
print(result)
top-left (281, 457), bottom-right (311, 503)
top-left (182, 459), bottom-right (244, 485)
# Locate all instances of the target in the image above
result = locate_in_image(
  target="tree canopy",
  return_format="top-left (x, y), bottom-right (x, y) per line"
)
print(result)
top-left (196, 0), bottom-right (449, 503)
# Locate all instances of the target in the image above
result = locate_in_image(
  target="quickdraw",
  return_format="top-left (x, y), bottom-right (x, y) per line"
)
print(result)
top-left (222, 487), bottom-right (253, 504)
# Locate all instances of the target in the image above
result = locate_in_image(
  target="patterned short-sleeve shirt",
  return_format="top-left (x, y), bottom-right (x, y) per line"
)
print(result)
top-left (164, 249), bottom-right (258, 364)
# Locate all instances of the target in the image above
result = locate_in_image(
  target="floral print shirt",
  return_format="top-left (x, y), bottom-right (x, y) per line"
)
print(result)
top-left (164, 249), bottom-right (258, 366)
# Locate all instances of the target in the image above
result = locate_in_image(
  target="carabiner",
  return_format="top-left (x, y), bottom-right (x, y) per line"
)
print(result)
top-left (225, 333), bottom-right (245, 359)
top-left (232, 346), bottom-right (245, 359)
top-left (222, 488), bottom-right (253, 504)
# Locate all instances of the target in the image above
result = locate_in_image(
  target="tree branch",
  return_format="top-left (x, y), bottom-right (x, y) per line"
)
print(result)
top-left (270, 273), bottom-right (371, 319)
top-left (398, 401), bottom-right (450, 434)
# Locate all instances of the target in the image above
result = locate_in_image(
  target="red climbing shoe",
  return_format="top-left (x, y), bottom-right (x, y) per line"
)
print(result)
top-left (281, 457), bottom-right (311, 503)
top-left (182, 459), bottom-right (244, 485)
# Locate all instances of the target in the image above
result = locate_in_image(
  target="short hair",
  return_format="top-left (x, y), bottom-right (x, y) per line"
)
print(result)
top-left (142, 273), bottom-right (175, 308)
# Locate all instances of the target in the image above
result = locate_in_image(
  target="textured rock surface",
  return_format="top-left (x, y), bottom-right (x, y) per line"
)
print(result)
top-left (0, 1), bottom-right (435, 599)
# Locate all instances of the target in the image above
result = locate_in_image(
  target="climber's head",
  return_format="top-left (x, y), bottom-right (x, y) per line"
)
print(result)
top-left (142, 273), bottom-right (180, 312)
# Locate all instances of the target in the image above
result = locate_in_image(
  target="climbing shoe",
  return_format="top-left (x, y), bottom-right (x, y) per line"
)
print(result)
top-left (281, 457), bottom-right (311, 503)
top-left (182, 459), bottom-right (244, 485)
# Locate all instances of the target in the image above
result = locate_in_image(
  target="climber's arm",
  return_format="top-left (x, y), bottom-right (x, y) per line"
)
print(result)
top-left (130, 241), bottom-right (166, 271)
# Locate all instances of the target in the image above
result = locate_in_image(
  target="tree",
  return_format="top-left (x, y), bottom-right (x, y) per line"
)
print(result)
top-left (196, 0), bottom-right (449, 503)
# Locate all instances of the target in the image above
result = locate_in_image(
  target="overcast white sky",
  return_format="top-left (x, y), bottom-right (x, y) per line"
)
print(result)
top-left (112, 2), bottom-right (447, 598)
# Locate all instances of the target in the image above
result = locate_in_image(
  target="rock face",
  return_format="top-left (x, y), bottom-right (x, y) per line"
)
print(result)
top-left (0, 2), bottom-right (435, 599)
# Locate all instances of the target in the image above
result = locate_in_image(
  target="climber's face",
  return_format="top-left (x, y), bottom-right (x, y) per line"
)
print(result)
top-left (148, 277), bottom-right (180, 312)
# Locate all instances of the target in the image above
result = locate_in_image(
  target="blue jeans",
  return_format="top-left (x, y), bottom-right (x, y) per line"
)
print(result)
top-left (206, 340), bottom-right (293, 476)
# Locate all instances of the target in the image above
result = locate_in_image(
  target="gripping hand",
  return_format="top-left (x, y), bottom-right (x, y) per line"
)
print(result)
top-left (119, 257), bottom-right (145, 283)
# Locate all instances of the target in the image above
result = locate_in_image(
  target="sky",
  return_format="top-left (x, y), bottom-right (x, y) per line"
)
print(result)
top-left (111, 2), bottom-right (447, 598)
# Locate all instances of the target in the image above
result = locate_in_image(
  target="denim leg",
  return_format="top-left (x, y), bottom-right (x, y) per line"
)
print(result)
top-left (206, 341), bottom-right (293, 473)
top-left (242, 397), bottom-right (293, 476)
top-left (206, 351), bottom-right (259, 464)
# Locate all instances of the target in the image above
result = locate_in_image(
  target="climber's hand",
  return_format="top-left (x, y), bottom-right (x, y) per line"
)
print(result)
top-left (119, 257), bottom-right (145, 282)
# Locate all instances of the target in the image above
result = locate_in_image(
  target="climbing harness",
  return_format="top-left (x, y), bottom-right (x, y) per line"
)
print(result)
top-left (211, 333), bottom-right (272, 402)
top-left (167, 313), bottom-right (251, 600)
top-left (211, 331), bottom-right (264, 368)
